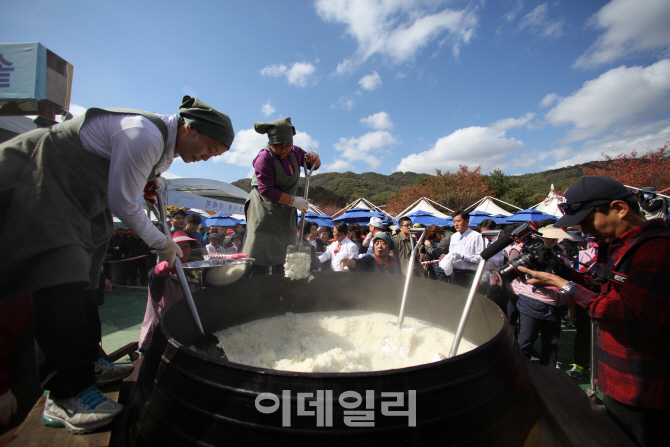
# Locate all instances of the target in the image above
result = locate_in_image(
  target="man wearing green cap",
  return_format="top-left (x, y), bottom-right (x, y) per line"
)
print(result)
top-left (245, 117), bottom-right (320, 275)
top-left (0, 96), bottom-right (234, 434)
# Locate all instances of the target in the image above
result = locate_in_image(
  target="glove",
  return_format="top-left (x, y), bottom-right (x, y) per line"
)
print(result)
top-left (306, 151), bottom-right (320, 164)
top-left (143, 180), bottom-right (160, 204)
top-left (290, 196), bottom-right (309, 211)
top-left (157, 238), bottom-right (183, 267)
top-left (0, 390), bottom-right (17, 426)
top-left (452, 253), bottom-right (463, 262)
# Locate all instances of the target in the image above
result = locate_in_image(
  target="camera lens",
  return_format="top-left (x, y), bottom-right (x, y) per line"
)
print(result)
top-left (498, 252), bottom-right (535, 282)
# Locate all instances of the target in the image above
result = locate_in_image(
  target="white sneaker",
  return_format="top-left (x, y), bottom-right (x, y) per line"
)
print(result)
top-left (95, 358), bottom-right (134, 385)
top-left (42, 386), bottom-right (123, 434)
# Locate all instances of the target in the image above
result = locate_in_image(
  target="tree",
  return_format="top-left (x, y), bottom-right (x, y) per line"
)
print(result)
top-left (485, 169), bottom-right (535, 210)
top-left (385, 165), bottom-right (492, 214)
top-left (580, 143), bottom-right (670, 190)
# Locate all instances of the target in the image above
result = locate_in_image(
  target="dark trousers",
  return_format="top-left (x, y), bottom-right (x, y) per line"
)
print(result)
top-left (432, 264), bottom-right (450, 282)
top-left (33, 282), bottom-right (100, 399)
top-left (572, 305), bottom-right (590, 367)
top-left (451, 269), bottom-right (475, 288)
top-left (604, 394), bottom-right (669, 447)
top-left (127, 259), bottom-right (148, 286)
top-left (505, 290), bottom-right (519, 337)
top-left (517, 300), bottom-right (562, 367)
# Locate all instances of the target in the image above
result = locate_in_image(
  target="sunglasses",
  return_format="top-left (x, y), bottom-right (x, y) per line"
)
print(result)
top-left (401, 224), bottom-right (412, 227)
top-left (558, 198), bottom-right (609, 215)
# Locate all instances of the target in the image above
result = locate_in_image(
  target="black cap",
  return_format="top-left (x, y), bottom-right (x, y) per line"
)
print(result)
top-left (555, 176), bottom-right (632, 227)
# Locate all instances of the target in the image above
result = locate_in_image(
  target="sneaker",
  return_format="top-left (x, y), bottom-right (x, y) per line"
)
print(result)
top-left (42, 386), bottom-right (123, 434)
top-left (95, 358), bottom-right (134, 385)
top-left (568, 364), bottom-right (584, 379)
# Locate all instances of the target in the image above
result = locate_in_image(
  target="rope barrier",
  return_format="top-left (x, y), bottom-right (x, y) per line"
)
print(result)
top-left (104, 254), bottom-right (149, 263)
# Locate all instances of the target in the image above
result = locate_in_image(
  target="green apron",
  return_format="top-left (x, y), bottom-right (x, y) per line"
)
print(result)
top-left (244, 146), bottom-right (299, 266)
top-left (0, 108), bottom-right (168, 302)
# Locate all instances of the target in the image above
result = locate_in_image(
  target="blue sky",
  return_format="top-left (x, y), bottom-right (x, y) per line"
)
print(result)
top-left (3, 0), bottom-right (670, 184)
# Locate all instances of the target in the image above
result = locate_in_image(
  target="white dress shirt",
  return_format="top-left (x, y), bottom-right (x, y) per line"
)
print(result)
top-left (449, 228), bottom-right (484, 271)
top-left (318, 237), bottom-right (359, 271)
top-left (80, 113), bottom-right (178, 249)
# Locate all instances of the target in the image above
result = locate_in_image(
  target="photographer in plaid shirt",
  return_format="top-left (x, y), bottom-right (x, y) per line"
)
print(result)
top-left (519, 176), bottom-right (669, 447)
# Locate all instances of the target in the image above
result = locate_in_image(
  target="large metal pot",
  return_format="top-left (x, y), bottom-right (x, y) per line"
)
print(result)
top-left (129, 272), bottom-right (538, 446)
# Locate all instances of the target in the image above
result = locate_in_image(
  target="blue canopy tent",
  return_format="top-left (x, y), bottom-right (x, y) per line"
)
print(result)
top-left (332, 208), bottom-right (385, 225)
top-left (490, 214), bottom-right (511, 225)
top-left (503, 208), bottom-right (558, 223)
top-left (204, 213), bottom-right (242, 227)
top-left (466, 210), bottom-right (493, 226)
top-left (298, 210), bottom-right (333, 228)
top-left (405, 210), bottom-right (451, 226)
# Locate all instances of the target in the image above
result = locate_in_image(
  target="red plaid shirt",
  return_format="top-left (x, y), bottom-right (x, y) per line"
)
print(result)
top-left (565, 219), bottom-right (670, 409)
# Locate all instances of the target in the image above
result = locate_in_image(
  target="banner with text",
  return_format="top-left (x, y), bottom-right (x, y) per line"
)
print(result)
top-left (166, 190), bottom-right (245, 215)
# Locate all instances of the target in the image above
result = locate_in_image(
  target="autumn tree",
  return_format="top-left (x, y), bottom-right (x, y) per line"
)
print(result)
top-left (385, 165), bottom-right (492, 214)
top-left (580, 143), bottom-right (670, 190)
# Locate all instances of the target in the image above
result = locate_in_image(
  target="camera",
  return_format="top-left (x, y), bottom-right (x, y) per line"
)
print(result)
top-left (496, 223), bottom-right (568, 282)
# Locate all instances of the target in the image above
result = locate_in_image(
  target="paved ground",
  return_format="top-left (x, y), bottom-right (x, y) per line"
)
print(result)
top-left (99, 286), bottom-right (147, 358)
top-left (98, 284), bottom-right (604, 407)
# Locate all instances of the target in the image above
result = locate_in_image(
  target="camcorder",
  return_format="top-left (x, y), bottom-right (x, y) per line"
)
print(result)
top-left (496, 222), bottom-right (569, 282)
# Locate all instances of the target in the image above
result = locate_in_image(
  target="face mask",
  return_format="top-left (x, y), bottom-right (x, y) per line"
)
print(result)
top-left (643, 193), bottom-right (655, 200)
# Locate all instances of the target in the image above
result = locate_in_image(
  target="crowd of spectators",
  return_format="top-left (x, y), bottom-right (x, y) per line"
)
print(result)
top-left (99, 178), bottom-right (668, 447)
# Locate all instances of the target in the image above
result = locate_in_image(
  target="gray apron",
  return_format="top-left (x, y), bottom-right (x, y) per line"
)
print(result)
top-left (0, 108), bottom-right (168, 302)
top-left (244, 146), bottom-right (299, 266)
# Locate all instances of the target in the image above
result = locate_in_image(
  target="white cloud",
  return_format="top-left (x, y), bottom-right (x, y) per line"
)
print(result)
top-left (575, 0), bottom-right (670, 68)
top-left (334, 130), bottom-right (400, 169)
top-left (293, 131), bottom-right (320, 151)
top-left (540, 93), bottom-right (559, 108)
top-left (315, 0), bottom-right (479, 71)
top-left (503, 0), bottom-right (524, 22)
top-left (518, 3), bottom-right (564, 39)
top-left (219, 128), bottom-right (319, 167)
top-left (395, 113), bottom-right (534, 174)
top-left (261, 101), bottom-right (275, 116)
top-left (218, 128), bottom-right (269, 166)
top-left (260, 61), bottom-right (317, 87)
top-left (358, 71), bottom-right (382, 90)
top-left (322, 159), bottom-right (355, 172)
top-left (331, 96), bottom-right (355, 110)
top-left (547, 123), bottom-right (670, 169)
top-left (546, 59), bottom-right (670, 143)
top-left (69, 103), bottom-right (86, 117)
top-left (360, 111), bottom-right (394, 130)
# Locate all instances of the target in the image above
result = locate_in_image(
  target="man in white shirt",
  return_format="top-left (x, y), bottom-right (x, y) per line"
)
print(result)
top-left (0, 96), bottom-right (235, 435)
top-left (318, 222), bottom-right (359, 271)
top-left (449, 210), bottom-right (484, 288)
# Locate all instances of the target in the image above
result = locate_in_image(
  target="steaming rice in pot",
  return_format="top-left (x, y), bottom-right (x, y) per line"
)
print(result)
top-left (214, 310), bottom-right (478, 372)
top-left (284, 252), bottom-right (313, 281)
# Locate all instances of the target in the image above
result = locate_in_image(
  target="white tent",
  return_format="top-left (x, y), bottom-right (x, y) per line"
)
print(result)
top-left (332, 197), bottom-right (391, 218)
top-left (466, 196), bottom-right (519, 216)
top-left (396, 197), bottom-right (453, 219)
top-left (159, 175), bottom-right (249, 205)
top-left (139, 174), bottom-right (250, 220)
top-left (531, 184), bottom-right (565, 218)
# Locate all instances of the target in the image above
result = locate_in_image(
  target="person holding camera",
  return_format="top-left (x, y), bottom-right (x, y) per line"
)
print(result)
top-left (520, 175), bottom-right (670, 447)
top-left (511, 221), bottom-right (572, 368)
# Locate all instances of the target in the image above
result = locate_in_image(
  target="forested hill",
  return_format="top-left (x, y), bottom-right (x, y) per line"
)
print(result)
top-left (232, 171), bottom-right (425, 205)
top-left (231, 165), bottom-right (591, 209)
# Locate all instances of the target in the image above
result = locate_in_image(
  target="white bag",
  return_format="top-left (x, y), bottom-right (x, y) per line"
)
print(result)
top-left (438, 253), bottom-right (454, 276)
